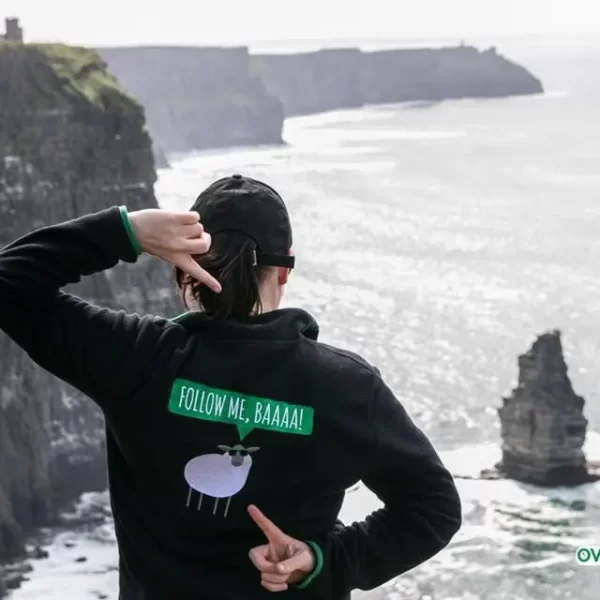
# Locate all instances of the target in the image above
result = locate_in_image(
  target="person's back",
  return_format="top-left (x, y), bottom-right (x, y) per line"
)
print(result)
top-left (0, 174), bottom-right (461, 599)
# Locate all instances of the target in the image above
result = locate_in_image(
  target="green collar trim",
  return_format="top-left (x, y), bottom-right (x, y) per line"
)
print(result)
top-left (170, 311), bottom-right (193, 323)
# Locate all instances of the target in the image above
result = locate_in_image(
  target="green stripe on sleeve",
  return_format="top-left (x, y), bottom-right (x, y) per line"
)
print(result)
top-left (118, 206), bottom-right (143, 256)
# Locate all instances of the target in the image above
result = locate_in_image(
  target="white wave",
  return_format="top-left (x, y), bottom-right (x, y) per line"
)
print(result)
top-left (284, 108), bottom-right (390, 129)
top-left (10, 528), bottom-right (118, 600)
top-left (444, 431), bottom-right (600, 476)
top-left (286, 127), bottom-right (465, 144)
top-left (341, 433), bottom-right (600, 526)
top-left (277, 160), bottom-right (397, 175)
top-left (540, 90), bottom-right (572, 99)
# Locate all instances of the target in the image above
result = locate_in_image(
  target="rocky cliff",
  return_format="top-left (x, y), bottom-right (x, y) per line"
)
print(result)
top-left (254, 45), bottom-right (544, 117)
top-left (0, 42), bottom-right (178, 560)
top-left (252, 48), bottom-right (366, 116)
top-left (359, 45), bottom-right (543, 106)
top-left (97, 46), bottom-right (284, 153)
top-left (497, 331), bottom-right (598, 487)
top-left (95, 44), bottom-right (543, 154)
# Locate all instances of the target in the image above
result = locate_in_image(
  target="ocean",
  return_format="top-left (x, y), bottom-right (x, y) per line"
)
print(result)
top-left (8, 35), bottom-right (600, 599)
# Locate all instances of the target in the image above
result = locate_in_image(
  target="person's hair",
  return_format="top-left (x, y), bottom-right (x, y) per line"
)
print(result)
top-left (174, 231), bottom-right (270, 320)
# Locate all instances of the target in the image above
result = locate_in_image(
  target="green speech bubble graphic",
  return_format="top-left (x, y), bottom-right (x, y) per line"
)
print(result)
top-left (168, 379), bottom-right (314, 440)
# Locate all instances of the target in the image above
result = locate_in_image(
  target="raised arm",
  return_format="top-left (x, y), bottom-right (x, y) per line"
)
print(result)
top-left (0, 206), bottom-right (216, 407)
top-left (303, 375), bottom-right (462, 597)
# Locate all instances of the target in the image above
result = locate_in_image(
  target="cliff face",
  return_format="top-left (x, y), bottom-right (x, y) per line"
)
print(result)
top-left (96, 44), bottom-right (543, 153)
top-left (360, 46), bottom-right (543, 105)
top-left (0, 43), bottom-right (178, 559)
top-left (497, 331), bottom-right (597, 487)
top-left (97, 46), bottom-right (284, 153)
top-left (255, 45), bottom-right (544, 117)
top-left (252, 49), bottom-right (365, 116)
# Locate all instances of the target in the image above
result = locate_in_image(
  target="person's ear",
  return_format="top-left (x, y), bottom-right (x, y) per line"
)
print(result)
top-left (277, 267), bottom-right (289, 286)
top-left (278, 248), bottom-right (294, 285)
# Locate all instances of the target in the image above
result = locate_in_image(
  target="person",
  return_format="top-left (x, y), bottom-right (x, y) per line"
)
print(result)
top-left (0, 174), bottom-right (461, 599)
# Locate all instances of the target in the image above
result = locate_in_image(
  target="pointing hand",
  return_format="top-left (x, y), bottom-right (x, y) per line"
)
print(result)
top-left (128, 209), bottom-right (221, 293)
top-left (247, 505), bottom-right (315, 592)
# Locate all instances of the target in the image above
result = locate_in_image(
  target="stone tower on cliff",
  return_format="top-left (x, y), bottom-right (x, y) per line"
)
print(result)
top-left (497, 331), bottom-right (598, 486)
top-left (1, 17), bottom-right (23, 42)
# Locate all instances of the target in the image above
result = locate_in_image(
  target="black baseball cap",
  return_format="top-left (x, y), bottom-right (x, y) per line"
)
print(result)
top-left (191, 174), bottom-right (295, 269)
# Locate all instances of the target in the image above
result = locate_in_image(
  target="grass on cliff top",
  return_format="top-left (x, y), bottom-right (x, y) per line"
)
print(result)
top-left (0, 42), bottom-right (141, 113)
top-left (36, 43), bottom-right (141, 112)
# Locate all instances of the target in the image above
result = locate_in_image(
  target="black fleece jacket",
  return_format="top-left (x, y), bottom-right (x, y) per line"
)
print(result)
top-left (0, 207), bottom-right (462, 600)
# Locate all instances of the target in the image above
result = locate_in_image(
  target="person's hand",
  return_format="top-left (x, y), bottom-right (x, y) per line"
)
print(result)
top-left (127, 209), bottom-right (221, 293)
top-left (247, 505), bottom-right (315, 592)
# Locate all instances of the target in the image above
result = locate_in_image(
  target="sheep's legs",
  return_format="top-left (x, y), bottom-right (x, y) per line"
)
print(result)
top-left (224, 497), bottom-right (232, 519)
top-left (186, 491), bottom-right (229, 517)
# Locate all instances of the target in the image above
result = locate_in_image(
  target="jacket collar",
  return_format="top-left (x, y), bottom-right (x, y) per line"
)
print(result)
top-left (170, 307), bottom-right (319, 342)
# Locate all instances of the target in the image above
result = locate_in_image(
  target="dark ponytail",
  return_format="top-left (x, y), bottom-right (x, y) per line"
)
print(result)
top-left (174, 231), bottom-right (269, 320)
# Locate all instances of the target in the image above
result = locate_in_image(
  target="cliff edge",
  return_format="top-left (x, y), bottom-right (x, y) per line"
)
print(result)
top-left (252, 48), bottom-right (366, 117)
top-left (0, 42), bottom-right (178, 560)
top-left (98, 46), bottom-right (284, 154)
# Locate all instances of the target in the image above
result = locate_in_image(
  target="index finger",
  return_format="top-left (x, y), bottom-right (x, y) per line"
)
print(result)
top-left (174, 255), bottom-right (221, 294)
top-left (248, 505), bottom-right (287, 544)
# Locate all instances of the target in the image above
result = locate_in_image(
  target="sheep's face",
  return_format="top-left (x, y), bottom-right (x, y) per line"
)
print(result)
top-left (217, 444), bottom-right (260, 467)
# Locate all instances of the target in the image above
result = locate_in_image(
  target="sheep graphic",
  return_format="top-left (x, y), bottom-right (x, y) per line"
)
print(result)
top-left (184, 444), bottom-right (259, 518)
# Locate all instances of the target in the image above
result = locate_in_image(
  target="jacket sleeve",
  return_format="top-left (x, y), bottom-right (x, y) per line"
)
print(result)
top-left (0, 206), bottom-right (176, 408)
top-left (298, 375), bottom-right (462, 598)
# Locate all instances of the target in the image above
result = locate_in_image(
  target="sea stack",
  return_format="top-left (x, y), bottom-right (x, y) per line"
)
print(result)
top-left (0, 42), bottom-right (178, 559)
top-left (497, 331), bottom-right (599, 486)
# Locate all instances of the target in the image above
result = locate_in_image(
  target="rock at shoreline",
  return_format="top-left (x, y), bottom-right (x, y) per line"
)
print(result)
top-left (0, 42), bottom-right (178, 560)
top-left (496, 331), bottom-right (599, 487)
top-left (30, 547), bottom-right (48, 560)
top-left (152, 143), bottom-right (170, 169)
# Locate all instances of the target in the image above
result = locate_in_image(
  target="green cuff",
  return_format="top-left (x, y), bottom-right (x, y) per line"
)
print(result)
top-left (119, 206), bottom-right (143, 256)
top-left (295, 541), bottom-right (324, 590)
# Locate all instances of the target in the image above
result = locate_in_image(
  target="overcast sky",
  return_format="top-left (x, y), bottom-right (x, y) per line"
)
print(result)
top-left (3, 0), bottom-right (598, 46)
